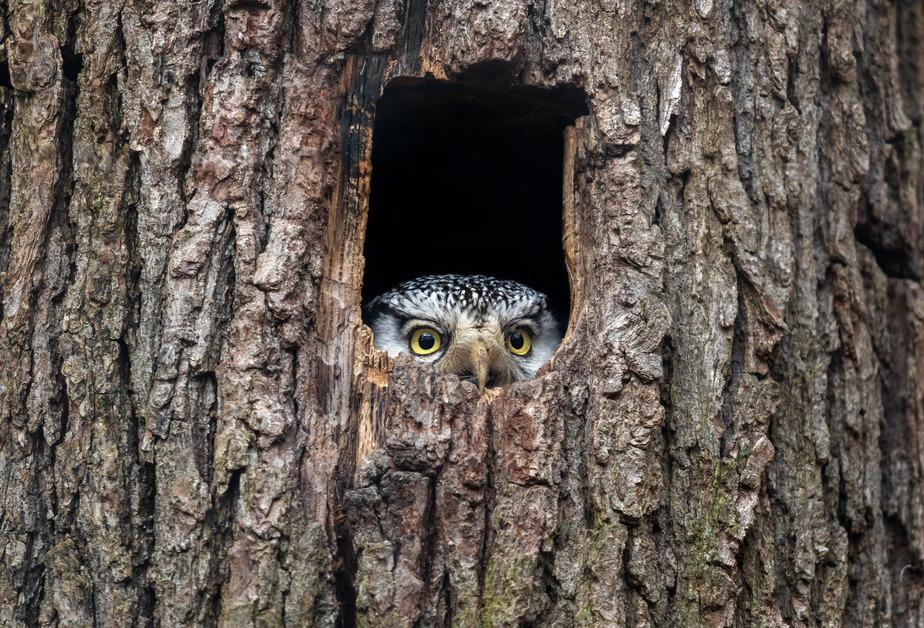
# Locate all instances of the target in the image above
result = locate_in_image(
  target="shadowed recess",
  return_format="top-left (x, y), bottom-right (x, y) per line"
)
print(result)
top-left (362, 76), bottom-right (588, 319)
top-left (0, 62), bottom-right (12, 90)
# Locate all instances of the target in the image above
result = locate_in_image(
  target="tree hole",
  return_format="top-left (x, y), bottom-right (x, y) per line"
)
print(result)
top-left (361, 77), bottom-right (588, 324)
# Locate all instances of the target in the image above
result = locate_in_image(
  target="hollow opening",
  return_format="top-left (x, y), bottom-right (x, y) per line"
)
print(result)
top-left (361, 77), bottom-right (588, 323)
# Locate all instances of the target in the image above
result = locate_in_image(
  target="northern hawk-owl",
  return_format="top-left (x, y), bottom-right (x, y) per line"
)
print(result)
top-left (365, 275), bottom-right (563, 392)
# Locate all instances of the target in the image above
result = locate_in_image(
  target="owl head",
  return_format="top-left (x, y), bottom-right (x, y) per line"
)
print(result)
top-left (364, 274), bottom-right (563, 392)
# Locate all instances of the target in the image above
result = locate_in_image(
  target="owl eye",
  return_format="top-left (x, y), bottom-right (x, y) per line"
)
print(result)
top-left (506, 328), bottom-right (532, 356)
top-left (409, 327), bottom-right (442, 355)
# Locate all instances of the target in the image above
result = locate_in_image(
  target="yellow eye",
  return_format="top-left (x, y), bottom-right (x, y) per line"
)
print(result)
top-left (409, 327), bottom-right (441, 355)
top-left (507, 328), bottom-right (532, 356)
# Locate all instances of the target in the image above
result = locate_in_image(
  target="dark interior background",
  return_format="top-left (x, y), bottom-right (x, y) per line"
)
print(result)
top-left (362, 77), bottom-right (588, 320)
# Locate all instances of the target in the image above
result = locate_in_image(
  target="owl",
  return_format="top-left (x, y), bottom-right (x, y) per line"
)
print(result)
top-left (364, 274), bottom-right (563, 392)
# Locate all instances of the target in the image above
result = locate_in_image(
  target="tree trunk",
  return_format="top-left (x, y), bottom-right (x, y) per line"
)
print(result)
top-left (2, 0), bottom-right (923, 625)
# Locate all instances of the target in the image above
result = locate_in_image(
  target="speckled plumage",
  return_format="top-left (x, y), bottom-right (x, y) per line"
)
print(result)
top-left (365, 274), bottom-right (563, 390)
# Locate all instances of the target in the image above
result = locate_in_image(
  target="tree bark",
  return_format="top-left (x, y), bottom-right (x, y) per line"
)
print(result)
top-left (2, 0), bottom-right (923, 625)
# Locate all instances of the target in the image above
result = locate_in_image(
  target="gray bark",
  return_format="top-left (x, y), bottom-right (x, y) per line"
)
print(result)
top-left (1, 0), bottom-right (923, 625)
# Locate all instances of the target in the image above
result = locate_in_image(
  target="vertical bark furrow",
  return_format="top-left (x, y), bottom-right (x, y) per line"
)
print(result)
top-left (0, 70), bottom-right (13, 284)
top-left (154, 0), bottom-right (296, 618)
top-left (1, 0), bottom-right (80, 621)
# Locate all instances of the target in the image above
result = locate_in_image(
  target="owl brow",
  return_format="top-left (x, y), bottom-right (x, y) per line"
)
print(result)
top-left (368, 299), bottom-right (417, 323)
top-left (507, 318), bottom-right (539, 335)
top-left (399, 318), bottom-right (446, 337)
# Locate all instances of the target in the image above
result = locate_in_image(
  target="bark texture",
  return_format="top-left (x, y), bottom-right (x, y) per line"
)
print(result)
top-left (1, 0), bottom-right (923, 625)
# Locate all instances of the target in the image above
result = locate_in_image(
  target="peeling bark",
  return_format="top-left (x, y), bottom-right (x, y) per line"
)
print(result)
top-left (1, 0), bottom-right (923, 625)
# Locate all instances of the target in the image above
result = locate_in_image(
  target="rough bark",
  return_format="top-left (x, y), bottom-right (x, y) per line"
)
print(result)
top-left (1, 0), bottom-right (923, 626)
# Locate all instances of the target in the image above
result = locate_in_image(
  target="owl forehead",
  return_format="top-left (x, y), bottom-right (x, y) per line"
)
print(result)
top-left (375, 275), bottom-right (547, 324)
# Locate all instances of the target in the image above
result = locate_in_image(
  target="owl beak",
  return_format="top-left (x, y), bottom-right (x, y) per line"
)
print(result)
top-left (471, 339), bottom-right (491, 394)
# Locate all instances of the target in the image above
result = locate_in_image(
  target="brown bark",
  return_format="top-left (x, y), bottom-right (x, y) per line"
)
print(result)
top-left (1, 0), bottom-right (923, 625)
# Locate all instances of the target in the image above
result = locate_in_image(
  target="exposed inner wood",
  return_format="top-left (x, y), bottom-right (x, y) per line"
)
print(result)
top-left (560, 123), bottom-right (585, 352)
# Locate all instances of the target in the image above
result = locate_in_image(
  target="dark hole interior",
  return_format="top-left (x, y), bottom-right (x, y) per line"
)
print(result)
top-left (61, 50), bottom-right (83, 83)
top-left (0, 62), bottom-right (12, 90)
top-left (362, 77), bottom-right (588, 319)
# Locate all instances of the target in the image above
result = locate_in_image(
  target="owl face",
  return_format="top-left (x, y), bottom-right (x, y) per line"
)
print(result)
top-left (365, 275), bottom-right (563, 392)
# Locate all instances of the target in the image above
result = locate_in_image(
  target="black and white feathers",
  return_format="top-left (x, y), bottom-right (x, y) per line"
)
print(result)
top-left (365, 274), bottom-right (562, 391)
